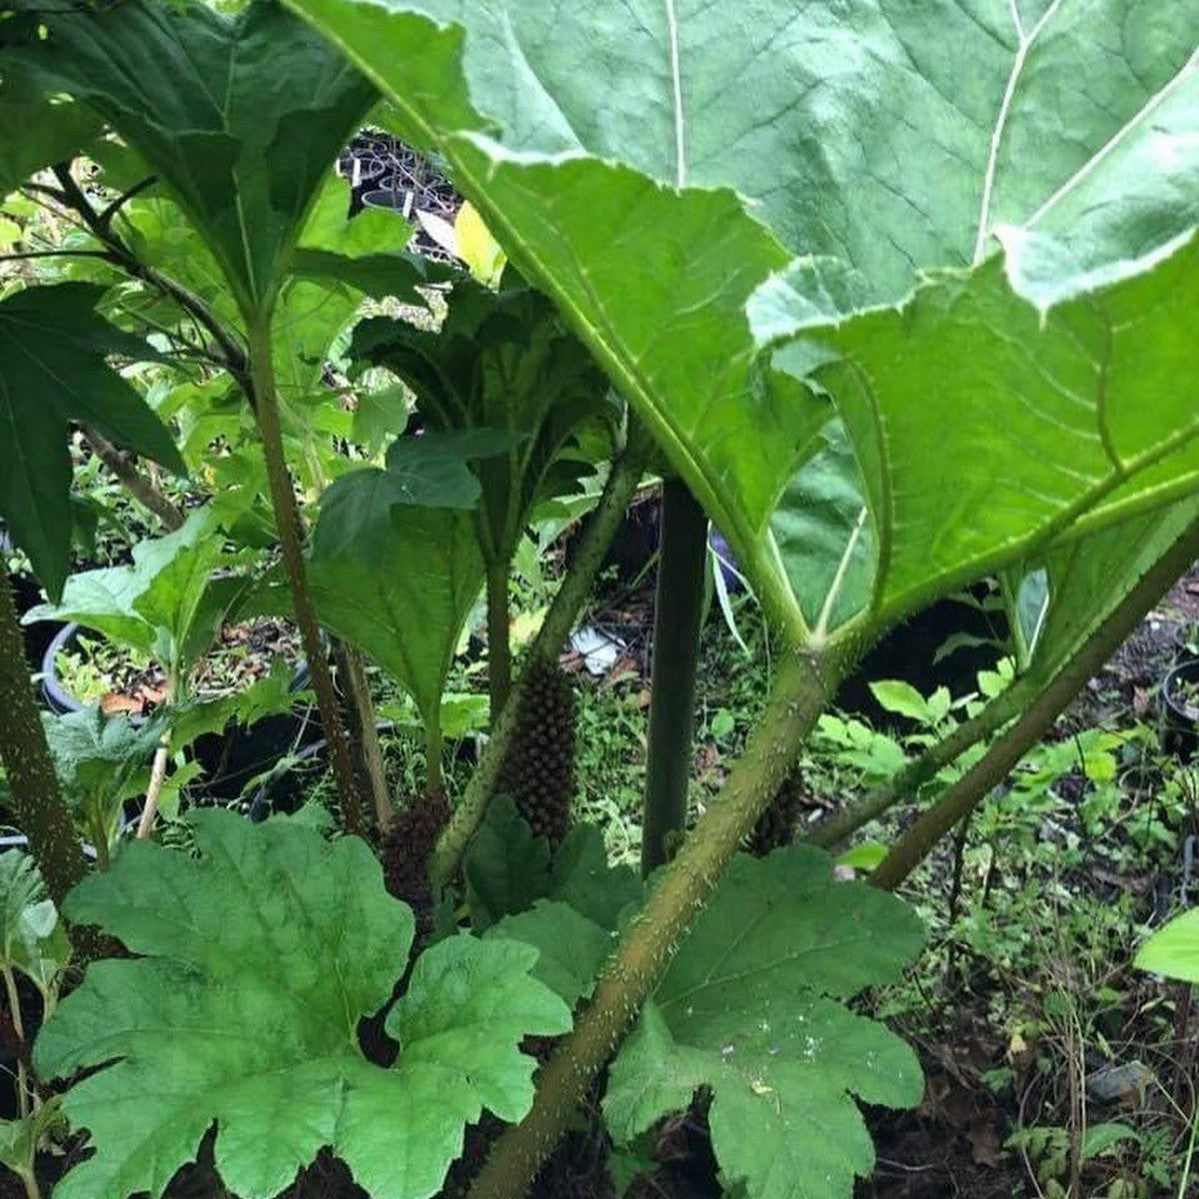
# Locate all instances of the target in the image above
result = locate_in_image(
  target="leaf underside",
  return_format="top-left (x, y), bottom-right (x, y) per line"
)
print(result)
top-left (281, 0), bottom-right (1199, 642)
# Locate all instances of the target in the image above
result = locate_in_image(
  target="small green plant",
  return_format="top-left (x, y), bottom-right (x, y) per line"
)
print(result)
top-left (0, 852), bottom-right (71, 1199)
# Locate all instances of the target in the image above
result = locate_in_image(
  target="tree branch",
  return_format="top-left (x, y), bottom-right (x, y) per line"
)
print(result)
top-left (79, 424), bottom-right (186, 531)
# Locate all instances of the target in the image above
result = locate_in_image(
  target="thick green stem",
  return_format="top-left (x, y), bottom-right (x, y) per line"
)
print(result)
top-left (0, 561), bottom-right (85, 914)
top-left (431, 429), bottom-right (652, 886)
top-left (487, 562), bottom-right (512, 722)
top-left (805, 675), bottom-right (1035, 850)
top-left (248, 325), bottom-right (367, 840)
top-left (641, 478), bottom-right (709, 876)
top-left (335, 641), bottom-right (392, 830)
top-left (466, 645), bottom-right (848, 1199)
top-left (871, 518), bottom-right (1199, 890)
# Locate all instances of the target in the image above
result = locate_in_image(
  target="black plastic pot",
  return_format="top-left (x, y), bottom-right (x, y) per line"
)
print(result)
top-left (39, 623), bottom-right (319, 800)
top-left (1174, 623), bottom-right (1199, 664)
top-left (1162, 658), bottom-right (1199, 762)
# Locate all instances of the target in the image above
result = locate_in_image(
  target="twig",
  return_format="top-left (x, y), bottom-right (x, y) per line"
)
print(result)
top-left (96, 175), bottom-right (158, 230)
top-left (50, 164), bottom-right (251, 393)
top-left (79, 424), bottom-right (186, 530)
top-left (2, 964), bottom-right (30, 1119)
top-left (872, 518), bottom-right (1199, 890)
top-left (136, 729), bottom-right (172, 839)
top-left (0, 249), bottom-right (114, 262)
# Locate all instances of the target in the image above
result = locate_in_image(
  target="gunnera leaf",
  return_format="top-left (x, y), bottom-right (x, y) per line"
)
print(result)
top-left (464, 797), bottom-right (641, 931)
top-left (604, 847), bottom-right (925, 1199)
top-left (33, 809), bottom-right (570, 1199)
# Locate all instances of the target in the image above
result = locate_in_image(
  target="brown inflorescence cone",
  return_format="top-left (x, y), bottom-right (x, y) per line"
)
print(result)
top-left (497, 662), bottom-right (576, 848)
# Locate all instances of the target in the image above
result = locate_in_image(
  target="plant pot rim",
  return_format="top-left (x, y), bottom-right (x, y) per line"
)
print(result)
top-left (1162, 657), bottom-right (1199, 721)
top-left (40, 621), bottom-right (311, 717)
top-left (0, 831), bottom-right (101, 862)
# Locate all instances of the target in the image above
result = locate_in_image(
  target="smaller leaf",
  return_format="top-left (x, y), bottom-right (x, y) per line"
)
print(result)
top-left (489, 900), bottom-right (613, 1006)
top-left (867, 680), bottom-right (929, 723)
top-left (455, 201), bottom-right (506, 286)
top-left (384, 428), bottom-right (518, 509)
top-left (0, 283), bottom-right (183, 597)
top-left (0, 852), bottom-right (70, 997)
top-left (1081, 1122), bottom-right (1139, 1161)
top-left (464, 796), bottom-right (553, 930)
top-left (1135, 910), bottom-right (1199, 983)
top-left (464, 800), bottom-right (641, 932)
top-left (835, 841), bottom-right (889, 872)
top-left (0, 1097), bottom-right (67, 1184)
top-left (352, 385), bottom-right (411, 453)
top-left (309, 467), bottom-right (485, 724)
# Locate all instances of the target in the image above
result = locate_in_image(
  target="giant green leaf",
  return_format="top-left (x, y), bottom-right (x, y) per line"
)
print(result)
top-left (281, 0), bottom-right (1199, 646)
top-left (34, 809), bottom-right (571, 1199)
top-left (757, 240), bottom-right (1199, 628)
top-left (604, 848), bottom-right (925, 1199)
top-left (0, 283), bottom-right (184, 598)
top-left (308, 461), bottom-right (485, 725)
top-left (5, 0), bottom-right (376, 317)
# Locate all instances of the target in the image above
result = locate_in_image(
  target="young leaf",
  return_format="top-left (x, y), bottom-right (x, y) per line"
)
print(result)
top-left (0, 283), bottom-right (184, 598)
top-left (463, 795), bottom-right (553, 930)
top-left (0, 851), bottom-right (70, 1000)
top-left (604, 848), bottom-right (925, 1199)
top-left (489, 900), bottom-right (612, 1007)
top-left (0, 1098), bottom-right (67, 1192)
top-left (34, 810), bottom-right (570, 1199)
top-left (464, 797), bottom-right (642, 932)
top-left (23, 507), bottom-right (246, 683)
top-left (308, 463), bottom-right (486, 726)
top-left (351, 281), bottom-right (613, 570)
top-left (43, 706), bottom-right (160, 838)
top-left (867, 681), bottom-right (931, 724)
